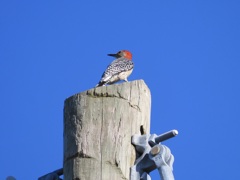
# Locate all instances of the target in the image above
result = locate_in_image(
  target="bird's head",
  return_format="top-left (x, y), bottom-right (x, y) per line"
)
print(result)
top-left (108, 50), bottom-right (132, 60)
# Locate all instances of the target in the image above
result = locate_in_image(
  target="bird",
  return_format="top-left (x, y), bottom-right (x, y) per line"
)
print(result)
top-left (96, 50), bottom-right (134, 87)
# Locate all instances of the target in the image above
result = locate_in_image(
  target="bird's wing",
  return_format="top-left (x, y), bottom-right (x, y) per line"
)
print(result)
top-left (100, 59), bottom-right (134, 82)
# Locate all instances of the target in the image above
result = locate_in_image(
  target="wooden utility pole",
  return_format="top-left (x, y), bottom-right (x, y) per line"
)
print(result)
top-left (63, 80), bottom-right (151, 180)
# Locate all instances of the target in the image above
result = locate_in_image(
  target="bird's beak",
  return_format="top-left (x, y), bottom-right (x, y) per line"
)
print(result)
top-left (107, 53), bottom-right (117, 57)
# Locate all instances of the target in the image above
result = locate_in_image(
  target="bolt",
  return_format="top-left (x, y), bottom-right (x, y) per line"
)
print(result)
top-left (150, 145), bottom-right (160, 156)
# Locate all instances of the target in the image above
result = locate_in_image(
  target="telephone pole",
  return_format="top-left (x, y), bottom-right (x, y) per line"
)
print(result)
top-left (63, 80), bottom-right (151, 180)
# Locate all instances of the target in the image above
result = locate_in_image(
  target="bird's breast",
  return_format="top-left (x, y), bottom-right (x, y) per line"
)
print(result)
top-left (118, 69), bottom-right (133, 80)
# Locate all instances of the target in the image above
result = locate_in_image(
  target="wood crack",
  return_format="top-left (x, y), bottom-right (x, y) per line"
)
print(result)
top-left (64, 150), bottom-right (94, 162)
top-left (87, 89), bottom-right (141, 111)
top-left (87, 89), bottom-right (127, 101)
top-left (105, 161), bottom-right (128, 180)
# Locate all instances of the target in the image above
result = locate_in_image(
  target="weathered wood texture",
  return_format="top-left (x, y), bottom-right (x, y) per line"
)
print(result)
top-left (63, 80), bottom-right (151, 180)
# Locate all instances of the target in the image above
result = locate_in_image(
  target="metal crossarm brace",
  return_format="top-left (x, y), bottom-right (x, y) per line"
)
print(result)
top-left (130, 130), bottom-right (178, 180)
top-left (38, 168), bottom-right (63, 180)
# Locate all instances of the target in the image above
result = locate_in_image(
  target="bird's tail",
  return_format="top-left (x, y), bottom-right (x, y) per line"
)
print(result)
top-left (95, 81), bottom-right (106, 87)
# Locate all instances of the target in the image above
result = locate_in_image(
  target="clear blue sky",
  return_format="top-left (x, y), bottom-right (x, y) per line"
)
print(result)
top-left (1, 1), bottom-right (240, 179)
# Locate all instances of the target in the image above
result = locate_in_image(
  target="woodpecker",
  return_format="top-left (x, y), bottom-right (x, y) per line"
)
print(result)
top-left (96, 50), bottom-right (134, 87)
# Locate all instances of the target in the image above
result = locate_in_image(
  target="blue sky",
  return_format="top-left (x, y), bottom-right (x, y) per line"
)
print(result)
top-left (1, 0), bottom-right (240, 179)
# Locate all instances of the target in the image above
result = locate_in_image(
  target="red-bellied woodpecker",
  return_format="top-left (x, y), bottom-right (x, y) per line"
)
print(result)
top-left (96, 50), bottom-right (134, 87)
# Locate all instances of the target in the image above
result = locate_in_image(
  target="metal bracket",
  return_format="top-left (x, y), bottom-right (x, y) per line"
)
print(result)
top-left (130, 130), bottom-right (178, 180)
top-left (38, 168), bottom-right (63, 180)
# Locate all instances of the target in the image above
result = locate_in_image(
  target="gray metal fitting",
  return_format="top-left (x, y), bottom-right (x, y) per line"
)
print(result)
top-left (130, 130), bottom-right (178, 180)
top-left (38, 168), bottom-right (63, 180)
